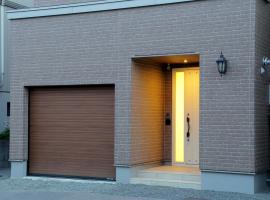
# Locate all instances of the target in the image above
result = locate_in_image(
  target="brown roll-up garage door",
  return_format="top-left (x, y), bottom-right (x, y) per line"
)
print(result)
top-left (28, 85), bottom-right (115, 180)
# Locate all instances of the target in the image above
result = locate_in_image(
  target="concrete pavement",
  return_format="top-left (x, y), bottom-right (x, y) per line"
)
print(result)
top-left (0, 192), bottom-right (163, 200)
top-left (0, 174), bottom-right (269, 200)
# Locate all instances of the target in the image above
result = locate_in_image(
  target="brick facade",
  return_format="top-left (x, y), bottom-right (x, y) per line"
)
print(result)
top-left (34, 0), bottom-right (103, 7)
top-left (9, 0), bottom-right (269, 174)
top-left (131, 61), bottom-right (164, 165)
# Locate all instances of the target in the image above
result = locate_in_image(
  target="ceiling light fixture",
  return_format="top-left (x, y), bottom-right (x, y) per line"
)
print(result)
top-left (166, 63), bottom-right (171, 71)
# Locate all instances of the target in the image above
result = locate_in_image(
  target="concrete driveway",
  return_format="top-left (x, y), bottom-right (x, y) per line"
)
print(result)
top-left (0, 168), bottom-right (270, 200)
top-left (1, 192), bottom-right (163, 200)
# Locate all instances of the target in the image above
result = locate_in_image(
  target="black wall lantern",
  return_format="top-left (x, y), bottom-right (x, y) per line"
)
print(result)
top-left (261, 57), bottom-right (270, 75)
top-left (216, 52), bottom-right (227, 76)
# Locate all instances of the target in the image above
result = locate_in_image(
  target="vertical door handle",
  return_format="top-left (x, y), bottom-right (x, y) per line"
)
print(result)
top-left (187, 114), bottom-right (190, 141)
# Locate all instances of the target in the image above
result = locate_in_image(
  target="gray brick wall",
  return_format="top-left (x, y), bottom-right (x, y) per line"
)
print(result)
top-left (9, 0), bottom-right (261, 173)
top-left (9, 11), bottom-right (132, 165)
top-left (12, 0), bottom-right (34, 7)
top-left (254, 0), bottom-right (270, 172)
top-left (131, 61), bottom-right (164, 165)
top-left (34, 0), bottom-right (104, 7)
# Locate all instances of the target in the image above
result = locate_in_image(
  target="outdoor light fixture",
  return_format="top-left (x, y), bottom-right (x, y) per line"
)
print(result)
top-left (167, 63), bottom-right (171, 71)
top-left (216, 52), bottom-right (227, 76)
top-left (261, 57), bottom-right (270, 75)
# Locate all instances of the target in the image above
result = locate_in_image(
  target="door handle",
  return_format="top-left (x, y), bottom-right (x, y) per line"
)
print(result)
top-left (187, 114), bottom-right (190, 141)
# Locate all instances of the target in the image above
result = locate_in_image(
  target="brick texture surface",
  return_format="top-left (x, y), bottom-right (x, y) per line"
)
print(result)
top-left (9, 0), bottom-right (267, 173)
top-left (34, 0), bottom-right (104, 7)
top-left (131, 61), bottom-right (164, 165)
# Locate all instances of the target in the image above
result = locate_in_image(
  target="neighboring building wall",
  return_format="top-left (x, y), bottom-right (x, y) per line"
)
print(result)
top-left (9, 0), bottom-right (257, 173)
top-left (131, 61), bottom-right (164, 165)
top-left (34, 0), bottom-right (102, 7)
top-left (0, 5), bottom-right (10, 132)
top-left (254, 0), bottom-right (270, 172)
top-left (0, 93), bottom-right (9, 130)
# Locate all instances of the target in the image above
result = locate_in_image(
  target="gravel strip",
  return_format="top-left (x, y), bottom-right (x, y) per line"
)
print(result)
top-left (0, 178), bottom-right (269, 200)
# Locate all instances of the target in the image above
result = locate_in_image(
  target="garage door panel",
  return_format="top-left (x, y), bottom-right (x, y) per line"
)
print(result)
top-left (30, 133), bottom-right (114, 141)
top-left (30, 118), bottom-right (114, 124)
top-left (29, 86), bottom-right (115, 179)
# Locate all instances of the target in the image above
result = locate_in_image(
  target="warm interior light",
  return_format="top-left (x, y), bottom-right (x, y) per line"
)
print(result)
top-left (184, 59), bottom-right (188, 63)
top-left (175, 72), bottom-right (184, 163)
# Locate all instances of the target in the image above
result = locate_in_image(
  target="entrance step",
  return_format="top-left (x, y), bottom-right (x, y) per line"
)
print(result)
top-left (137, 170), bottom-right (201, 182)
top-left (130, 166), bottom-right (201, 190)
top-left (130, 177), bottom-right (201, 190)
